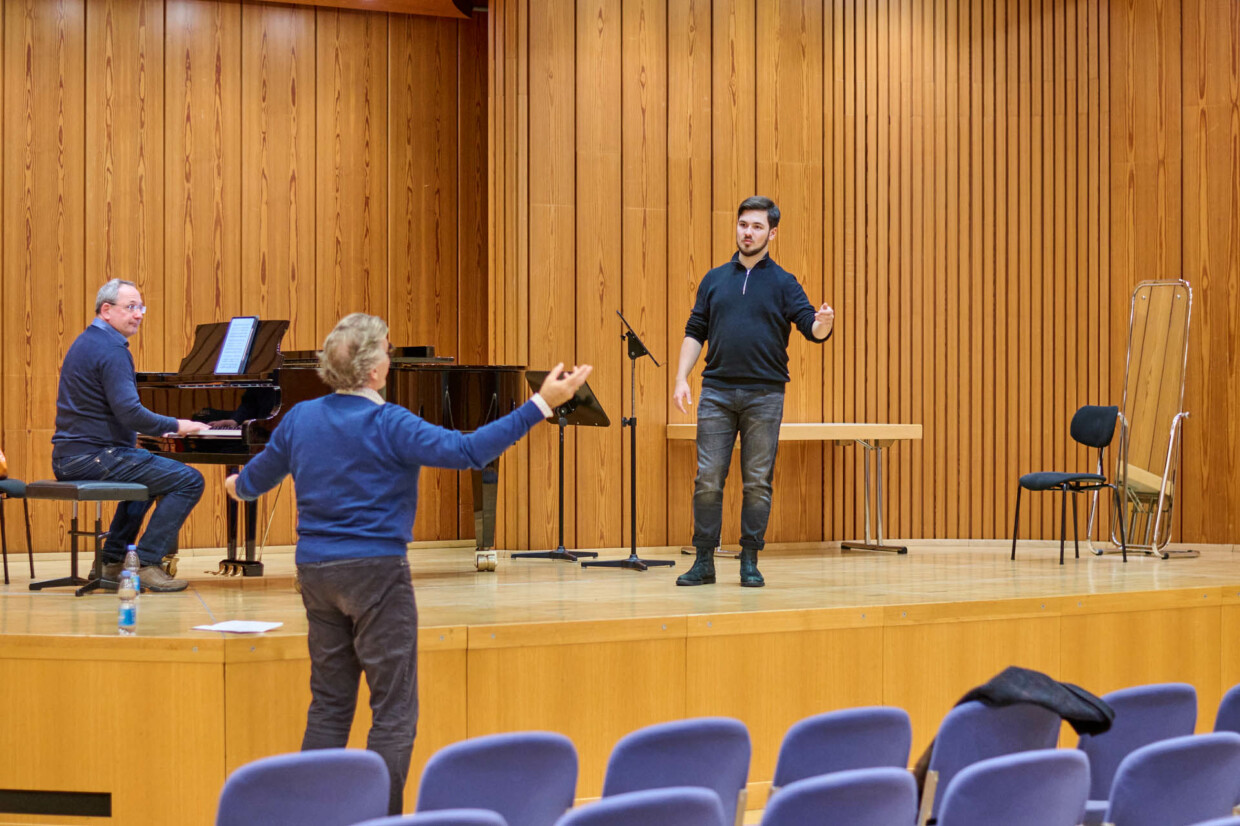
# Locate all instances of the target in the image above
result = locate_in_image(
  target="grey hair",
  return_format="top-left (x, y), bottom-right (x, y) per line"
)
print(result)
top-left (317, 313), bottom-right (389, 391)
top-left (95, 279), bottom-right (139, 314)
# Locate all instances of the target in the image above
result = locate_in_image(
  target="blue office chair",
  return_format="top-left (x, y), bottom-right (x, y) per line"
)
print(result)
top-left (1103, 733), bottom-right (1240, 826)
top-left (355, 811), bottom-right (508, 826)
top-left (771, 706), bottom-right (912, 793)
top-left (919, 701), bottom-right (1061, 825)
top-left (215, 748), bottom-right (388, 826)
top-left (760, 767), bottom-right (918, 826)
top-left (555, 787), bottom-right (725, 826)
top-left (601, 718), bottom-right (750, 826)
top-left (1077, 682), bottom-right (1197, 824)
top-left (936, 749), bottom-right (1089, 826)
top-left (1214, 683), bottom-right (1240, 736)
top-left (416, 732), bottom-right (577, 826)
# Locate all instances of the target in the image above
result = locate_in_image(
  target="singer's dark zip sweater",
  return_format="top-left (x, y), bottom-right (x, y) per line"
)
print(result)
top-left (684, 252), bottom-right (829, 390)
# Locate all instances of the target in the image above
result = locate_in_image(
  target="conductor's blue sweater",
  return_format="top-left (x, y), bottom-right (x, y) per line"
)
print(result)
top-left (233, 391), bottom-right (544, 563)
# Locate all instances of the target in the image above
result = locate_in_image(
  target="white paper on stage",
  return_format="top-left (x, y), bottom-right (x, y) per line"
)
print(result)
top-left (192, 620), bottom-right (284, 634)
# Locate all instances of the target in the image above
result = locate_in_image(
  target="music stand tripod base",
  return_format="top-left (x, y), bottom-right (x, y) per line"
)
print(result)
top-left (582, 554), bottom-right (674, 572)
top-left (513, 547), bottom-right (598, 562)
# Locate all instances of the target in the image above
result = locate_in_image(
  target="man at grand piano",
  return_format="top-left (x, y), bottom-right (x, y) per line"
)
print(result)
top-left (50, 279), bottom-right (211, 593)
top-left (224, 312), bottom-right (591, 815)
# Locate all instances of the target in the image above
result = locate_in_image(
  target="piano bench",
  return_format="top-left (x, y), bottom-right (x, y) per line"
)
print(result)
top-left (25, 481), bottom-right (150, 596)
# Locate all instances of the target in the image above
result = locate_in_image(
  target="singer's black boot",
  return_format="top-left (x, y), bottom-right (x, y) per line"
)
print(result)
top-left (676, 547), bottom-right (716, 586)
top-left (739, 548), bottom-right (765, 587)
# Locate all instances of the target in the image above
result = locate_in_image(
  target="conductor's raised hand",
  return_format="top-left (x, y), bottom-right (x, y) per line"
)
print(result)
top-left (538, 363), bottom-right (593, 409)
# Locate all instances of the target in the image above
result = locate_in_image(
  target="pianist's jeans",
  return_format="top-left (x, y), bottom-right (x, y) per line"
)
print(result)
top-left (52, 446), bottom-right (205, 567)
top-left (692, 384), bottom-right (784, 552)
top-left (298, 555), bottom-right (418, 816)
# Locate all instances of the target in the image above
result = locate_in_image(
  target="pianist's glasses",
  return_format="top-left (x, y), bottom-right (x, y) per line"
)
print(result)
top-left (110, 302), bottom-right (146, 313)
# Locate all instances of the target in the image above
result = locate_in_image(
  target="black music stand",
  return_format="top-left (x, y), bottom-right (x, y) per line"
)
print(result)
top-left (582, 312), bottom-right (676, 572)
top-left (511, 373), bottom-right (609, 563)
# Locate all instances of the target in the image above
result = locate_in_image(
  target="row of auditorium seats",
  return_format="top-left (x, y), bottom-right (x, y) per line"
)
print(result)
top-left (215, 681), bottom-right (1240, 826)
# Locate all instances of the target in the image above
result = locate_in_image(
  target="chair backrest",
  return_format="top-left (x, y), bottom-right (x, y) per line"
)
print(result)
top-left (1076, 682), bottom-right (1197, 800)
top-left (555, 787), bottom-right (725, 826)
top-left (1214, 683), bottom-right (1240, 735)
top-left (1104, 732), bottom-right (1240, 826)
top-left (601, 718), bottom-right (750, 826)
top-left (215, 748), bottom-right (388, 826)
top-left (1070, 405), bottom-right (1119, 449)
top-left (936, 749), bottom-right (1089, 826)
top-left (355, 811), bottom-right (508, 826)
top-left (1189, 819), bottom-right (1240, 826)
top-left (760, 767), bottom-right (918, 826)
top-left (771, 706), bottom-right (912, 789)
top-left (925, 701), bottom-right (1061, 821)
top-left (416, 732), bottom-right (577, 826)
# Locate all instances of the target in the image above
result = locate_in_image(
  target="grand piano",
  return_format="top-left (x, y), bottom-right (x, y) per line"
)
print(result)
top-left (137, 319), bottom-right (525, 574)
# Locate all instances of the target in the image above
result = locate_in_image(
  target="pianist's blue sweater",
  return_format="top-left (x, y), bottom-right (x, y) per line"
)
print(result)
top-left (52, 319), bottom-right (179, 459)
top-left (233, 391), bottom-right (544, 563)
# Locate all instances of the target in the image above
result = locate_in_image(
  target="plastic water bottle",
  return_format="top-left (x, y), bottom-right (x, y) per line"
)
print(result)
top-left (117, 546), bottom-right (140, 636)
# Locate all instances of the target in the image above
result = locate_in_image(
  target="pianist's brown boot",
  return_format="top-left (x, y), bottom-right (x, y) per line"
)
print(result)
top-left (739, 548), bottom-right (764, 588)
top-left (676, 547), bottom-right (716, 586)
top-left (137, 565), bottom-right (189, 593)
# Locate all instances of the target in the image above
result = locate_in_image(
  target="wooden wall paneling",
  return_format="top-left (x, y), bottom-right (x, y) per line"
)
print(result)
top-left (620, 0), bottom-right (668, 548)
top-left (575, 0), bottom-right (622, 552)
top-left (825, 0), bottom-right (845, 540)
top-left (315, 8), bottom-right (388, 334)
top-left (1179, 0), bottom-right (1239, 544)
top-left (882, 602), bottom-right (1062, 761)
top-left (1059, 596), bottom-right (1223, 731)
top-left (86, 0), bottom-right (165, 373)
top-left (390, 14), bottom-right (460, 542)
top-left (756, 0), bottom-right (823, 544)
top-left (895, 0), bottom-right (912, 538)
top-left (971, 0), bottom-right (987, 538)
top-left (980, 0), bottom-right (996, 539)
top-left (0, 654), bottom-right (225, 824)
top-left (465, 622), bottom-right (688, 799)
top-left (1003, 0), bottom-right (1019, 541)
top-left (665, 0), bottom-right (711, 548)
top-left (458, 10), bottom-right (489, 536)
top-left (240, 2), bottom-right (315, 550)
top-left (931, 0), bottom-right (947, 538)
top-left (1037, 0), bottom-right (1053, 536)
top-left (842, 0), bottom-right (861, 541)
top-left (684, 614), bottom-right (884, 804)
top-left (943, 0), bottom-right (960, 539)
top-left (1018, 0), bottom-right (1039, 536)
top-left (526, 0), bottom-right (575, 551)
top-left (911, 0), bottom-right (930, 541)
top-left (3, 0), bottom-right (86, 551)
top-left (708, 0), bottom-right (754, 546)
top-left (164, 0), bottom-right (241, 550)
top-left (1052, 0), bottom-right (1067, 505)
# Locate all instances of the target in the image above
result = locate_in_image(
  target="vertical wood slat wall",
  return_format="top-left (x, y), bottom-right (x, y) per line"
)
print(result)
top-left (491, 0), bottom-right (1122, 550)
top-left (0, 0), bottom-right (487, 552)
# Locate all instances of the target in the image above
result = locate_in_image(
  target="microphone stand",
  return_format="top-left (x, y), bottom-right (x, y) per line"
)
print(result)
top-left (582, 311), bottom-right (675, 572)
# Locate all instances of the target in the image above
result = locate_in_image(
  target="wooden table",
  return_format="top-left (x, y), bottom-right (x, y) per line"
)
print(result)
top-left (666, 422), bottom-right (924, 554)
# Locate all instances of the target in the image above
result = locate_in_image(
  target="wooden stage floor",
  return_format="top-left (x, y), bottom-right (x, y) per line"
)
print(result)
top-left (2, 541), bottom-right (1239, 825)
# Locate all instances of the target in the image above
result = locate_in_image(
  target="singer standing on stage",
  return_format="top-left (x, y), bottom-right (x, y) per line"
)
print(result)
top-left (225, 313), bottom-right (590, 815)
top-left (672, 196), bottom-right (834, 587)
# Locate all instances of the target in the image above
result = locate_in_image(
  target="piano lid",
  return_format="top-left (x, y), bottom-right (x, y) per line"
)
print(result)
top-left (173, 320), bottom-right (289, 380)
